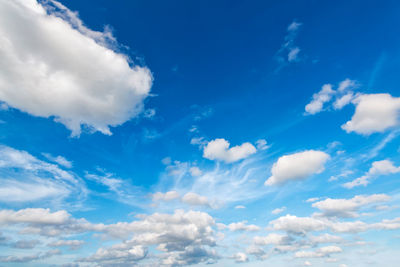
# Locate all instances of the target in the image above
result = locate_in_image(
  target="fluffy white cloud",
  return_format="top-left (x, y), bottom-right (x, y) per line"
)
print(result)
top-left (203, 138), bottom-right (256, 163)
top-left (265, 150), bottom-right (330, 186)
top-left (152, 191), bottom-right (180, 202)
top-left (228, 221), bottom-right (260, 232)
top-left (342, 94), bottom-right (400, 135)
top-left (232, 252), bottom-right (248, 263)
top-left (182, 192), bottom-right (210, 207)
top-left (269, 214), bottom-right (327, 235)
top-left (305, 84), bottom-right (335, 114)
top-left (312, 194), bottom-right (391, 218)
top-left (343, 160), bottom-right (400, 188)
top-left (0, 0), bottom-right (152, 136)
top-left (253, 233), bottom-right (291, 245)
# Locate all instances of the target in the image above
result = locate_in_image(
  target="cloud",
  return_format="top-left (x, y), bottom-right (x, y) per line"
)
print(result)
top-left (271, 207), bottom-right (286, 215)
top-left (295, 246), bottom-right (342, 258)
top-left (276, 20), bottom-right (303, 68)
top-left (48, 239), bottom-right (84, 250)
top-left (80, 245), bottom-right (147, 265)
top-left (288, 47), bottom-right (301, 62)
top-left (12, 239), bottom-right (40, 249)
top-left (305, 79), bottom-right (358, 114)
top-left (203, 138), bottom-right (257, 163)
top-left (256, 139), bottom-right (269, 151)
top-left (265, 150), bottom-right (330, 186)
top-left (0, 145), bottom-right (85, 203)
top-left (333, 92), bottom-right (354, 110)
top-left (0, 249), bottom-right (61, 263)
top-left (152, 191), bottom-right (180, 202)
top-left (235, 205), bottom-right (246, 209)
top-left (342, 94), bottom-right (400, 135)
top-left (269, 214), bottom-right (327, 235)
top-left (253, 233), bottom-right (291, 245)
top-left (312, 194), bottom-right (391, 218)
top-left (42, 153), bottom-right (73, 168)
top-left (227, 221), bottom-right (260, 232)
top-left (189, 166), bottom-right (203, 177)
top-left (343, 160), bottom-right (400, 188)
top-left (305, 84), bottom-right (335, 114)
top-left (232, 252), bottom-right (248, 263)
top-left (308, 234), bottom-right (343, 245)
top-left (0, 0), bottom-right (152, 136)
top-left (182, 192), bottom-right (210, 207)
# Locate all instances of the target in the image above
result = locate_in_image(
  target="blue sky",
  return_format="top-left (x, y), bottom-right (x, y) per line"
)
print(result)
top-left (0, 0), bottom-right (400, 266)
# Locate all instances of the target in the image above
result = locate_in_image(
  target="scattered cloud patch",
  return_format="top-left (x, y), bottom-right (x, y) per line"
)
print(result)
top-left (342, 93), bottom-right (400, 135)
top-left (203, 138), bottom-right (256, 163)
top-left (343, 160), bottom-right (400, 188)
top-left (265, 150), bottom-right (330, 186)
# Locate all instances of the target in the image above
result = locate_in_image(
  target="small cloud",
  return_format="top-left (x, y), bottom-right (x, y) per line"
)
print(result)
top-left (271, 207), bottom-right (286, 215)
top-left (256, 139), bottom-right (269, 150)
top-left (203, 138), bottom-right (256, 163)
top-left (189, 166), bottom-right (202, 177)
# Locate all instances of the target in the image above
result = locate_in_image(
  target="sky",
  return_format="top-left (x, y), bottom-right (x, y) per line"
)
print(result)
top-left (0, 0), bottom-right (400, 266)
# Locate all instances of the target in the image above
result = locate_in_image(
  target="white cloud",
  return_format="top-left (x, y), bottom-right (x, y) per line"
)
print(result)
top-left (42, 153), bottom-right (72, 168)
top-left (181, 192), bottom-right (210, 207)
top-left (312, 194), bottom-right (391, 218)
top-left (152, 191), bottom-right (180, 202)
top-left (269, 214), bottom-right (327, 235)
top-left (0, 0), bottom-right (152, 136)
top-left (228, 221), bottom-right (260, 232)
top-left (295, 246), bottom-right (342, 258)
top-left (333, 92), bottom-right (354, 110)
top-left (265, 150), bottom-right (330, 186)
top-left (276, 20), bottom-right (302, 68)
top-left (48, 239), bottom-right (84, 250)
top-left (232, 252), bottom-right (248, 263)
top-left (189, 166), bottom-right (202, 177)
top-left (235, 205), bottom-right (246, 209)
top-left (343, 160), bottom-right (400, 188)
top-left (342, 93), bottom-right (400, 135)
top-left (304, 261), bottom-right (312, 266)
top-left (271, 207), bottom-right (286, 215)
top-left (306, 197), bottom-right (321, 203)
top-left (337, 79), bottom-right (357, 92)
top-left (253, 233), bottom-right (291, 245)
top-left (0, 145), bottom-right (84, 203)
top-left (288, 47), bottom-right (300, 62)
top-left (256, 139), bottom-right (269, 150)
top-left (203, 138), bottom-right (256, 163)
top-left (308, 234), bottom-right (343, 244)
top-left (305, 84), bottom-right (335, 114)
